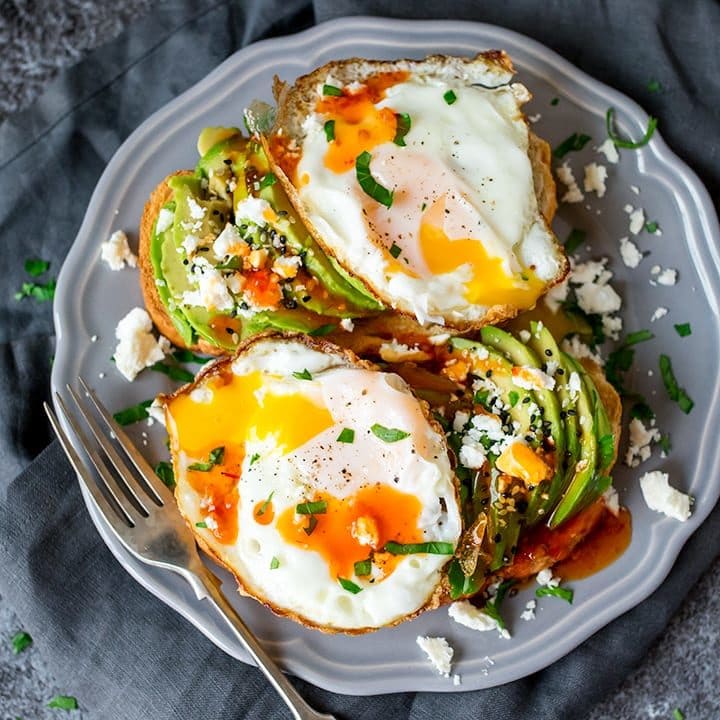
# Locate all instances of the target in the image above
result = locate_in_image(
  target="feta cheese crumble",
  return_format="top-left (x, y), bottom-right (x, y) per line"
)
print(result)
top-left (596, 138), bottom-right (619, 164)
top-left (627, 206), bottom-right (645, 235)
top-left (583, 162), bottom-right (608, 197)
top-left (619, 236), bottom-right (643, 268)
top-left (100, 230), bottom-right (137, 271)
top-left (520, 599), bottom-right (537, 622)
top-left (624, 418), bottom-right (661, 467)
top-left (650, 306), bottom-right (668, 323)
top-left (416, 636), bottom-right (454, 677)
top-left (182, 258), bottom-right (234, 311)
top-left (656, 268), bottom-right (678, 286)
top-left (155, 207), bottom-right (174, 234)
top-left (556, 162), bottom-right (584, 204)
top-left (234, 196), bottom-right (273, 227)
top-left (639, 470), bottom-right (691, 521)
top-left (602, 486), bottom-right (620, 516)
top-left (536, 568), bottom-right (560, 588)
top-left (448, 601), bottom-right (510, 639)
top-left (113, 307), bottom-right (169, 382)
top-left (339, 318), bottom-right (355, 332)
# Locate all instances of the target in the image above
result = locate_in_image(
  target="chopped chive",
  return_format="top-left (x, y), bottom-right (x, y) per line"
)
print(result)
top-left (447, 558), bottom-right (479, 600)
top-left (112, 399), bottom-right (152, 426)
top-left (393, 112), bottom-right (412, 146)
top-left (370, 424), bottom-right (410, 443)
top-left (270, 556), bottom-right (280, 570)
top-left (47, 696), bottom-right (79, 710)
top-left (483, 579), bottom-right (516, 630)
top-left (389, 242), bottom-right (402, 259)
top-left (14, 279), bottom-right (56, 302)
top-left (337, 428), bottom-right (355, 443)
top-left (292, 368), bottom-right (313, 381)
top-left (296, 500), bottom-right (328, 515)
top-left (24, 258), bottom-right (50, 277)
top-left (383, 541), bottom-right (454, 555)
top-left (645, 220), bottom-right (659, 233)
top-left (258, 172), bottom-right (277, 189)
top-left (553, 133), bottom-right (592, 158)
top-left (564, 228), bottom-right (586, 254)
top-left (154, 461), bottom-right (175, 489)
top-left (256, 491), bottom-right (274, 517)
top-left (624, 329), bottom-right (654, 346)
top-left (195, 521), bottom-right (208, 528)
top-left (672, 709), bottom-right (684, 720)
top-left (323, 119), bottom-right (335, 142)
top-left (630, 401), bottom-right (655, 421)
top-left (322, 84), bottom-right (343, 96)
top-left (11, 631), bottom-right (32, 655)
top-left (659, 354), bottom-right (694, 413)
top-left (249, 453), bottom-right (261, 466)
top-left (355, 151), bottom-right (394, 208)
top-left (354, 559), bottom-right (372, 576)
top-left (659, 433), bottom-right (672, 454)
top-left (304, 515), bottom-right (318, 535)
top-left (338, 577), bottom-right (363, 594)
top-left (536, 585), bottom-right (574, 603)
top-left (172, 349), bottom-right (208, 364)
top-left (647, 79), bottom-right (662, 93)
top-left (551, 97), bottom-right (559, 106)
top-left (606, 107), bottom-right (657, 149)
top-left (508, 391), bottom-right (520, 407)
top-left (149, 361), bottom-right (194, 383)
top-left (309, 323), bottom-right (336, 336)
top-left (443, 89), bottom-right (457, 105)
top-left (188, 445), bottom-right (225, 472)
top-left (674, 323), bottom-right (692, 337)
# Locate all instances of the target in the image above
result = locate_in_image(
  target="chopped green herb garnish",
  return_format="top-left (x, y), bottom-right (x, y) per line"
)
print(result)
top-left (370, 424), bottom-right (410, 443)
top-left (25, 258), bottom-right (50, 277)
top-left (195, 521), bottom-right (208, 528)
top-left (447, 558), bottom-right (479, 600)
top-left (322, 84), bottom-right (343, 96)
top-left (598, 434), bottom-right (615, 468)
top-left (551, 97), bottom-right (559, 106)
top-left (113, 399), bottom-right (152, 426)
top-left (672, 709), bottom-right (684, 720)
top-left (304, 515), bottom-right (318, 535)
top-left (309, 323), bottom-right (336, 336)
top-left (659, 354), bottom-right (694, 413)
top-left (14, 279), bottom-right (56, 302)
top-left (149, 361), bottom-right (194, 383)
top-left (647, 79), bottom-right (662, 93)
top-left (337, 428), bottom-right (355, 443)
top-left (383, 541), bottom-right (454, 555)
top-left (553, 133), bottom-right (592, 158)
top-left (536, 585), bottom-right (574, 603)
top-left (645, 221), bottom-right (659, 234)
top-left (393, 112), bottom-right (412, 145)
top-left (564, 228), bottom-right (586, 254)
top-left (354, 559), bottom-right (372, 576)
top-left (508, 391), bottom-right (520, 407)
top-left (323, 119), bottom-right (335, 142)
top-left (483, 579), bottom-right (516, 630)
top-left (249, 453), bottom-right (260, 466)
top-left (674, 322), bottom-right (692, 337)
top-left (389, 242), bottom-right (402, 259)
top-left (154, 461), bottom-right (175, 489)
top-left (293, 368), bottom-right (313, 381)
top-left (172, 349), bottom-right (208, 364)
top-left (624, 329), bottom-right (654, 346)
top-left (659, 433), bottom-right (672, 454)
top-left (630, 401), bottom-right (655, 421)
top-left (188, 446), bottom-right (225, 472)
top-left (605, 346), bottom-right (635, 392)
top-left (47, 696), bottom-right (79, 710)
top-left (443, 89), bottom-right (457, 105)
top-left (270, 556), bottom-right (280, 570)
top-left (296, 500), bottom-right (328, 515)
top-left (338, 577), bottom-right (363, 594)
top-left (256, 491), bottom-right (274, 517)
top-left (606, 107), bottom-right (658, 148)
top-left (11, 631), bottom-right (32, 654)
top-left (355, 151), bottom-right (394, 208)
top-left (258, 172), bottom-right (277, 189)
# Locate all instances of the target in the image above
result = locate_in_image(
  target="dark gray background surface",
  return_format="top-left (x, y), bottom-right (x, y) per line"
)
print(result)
top-left (1, 1), bottom-right (719, 718)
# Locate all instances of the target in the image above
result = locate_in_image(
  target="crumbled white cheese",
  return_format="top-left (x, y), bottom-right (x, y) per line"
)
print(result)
top-left (556, 162), bottom-right (584, 203)
top-left (512, 366), bottom-right (556, 391)
top-left (602, 314), bottom-right (623, 341)
top-left (583, 162), bottom-right (608, 197)
top-left (90, 334), bottom-right (98, 343)
top-left (567, 371), bottom-right (582, 398)
top-left (520, 599), bottom-right (537, 622)
top-left (528, 113), bottom-right (542, 123)
top-left (545, 359), bottom-right (559, 377)
top-left (182, 234), bottom-right (200, 256)
top-left (630, 184), bottom-right (640, 195)
top-left (416, 636), bottom-right (454, 677)
top-left (629, 207), bottom-right (645, 235)
top-left (650, 306), bottom-right (668, 323)
top-left (561, 336), bottom-right (604, 366)
top-left (100, 230), bottom-right (137, 271)
top-left (639, 470), bottom-right (691, 521)
top-left (543, 278), bottom-right (569, 313)
top-left (272, 255), bottom-right (302, 279)
top-left (235, 196), bottom-right (273, 227)
top-left (657, 268), bottom-right (678, 286)
top-left (452, 674), bottom-right (462, 687)
top-left (147, 399), bottom-right (166, 427)
top-left (428, 333), bottom-right (451, 346)
top-left (190, 386), bottom-right (214, 404)
top-left (619, 236), bottom-right (643, 268)
top-left (624, 417), bottom-right (661, 467)
top-left (453, 411), bottom-right (470, 433)
top-left (518, 329), bottom-right (532, 344)
top-left (226, 273), bottom-right (245, 295)
top-left (602, 486), bottom-right (620, 516)
top-left (536, 568), bottom-right (560, 588)
top-left (155, 207), bottom-right (174, 234)
top-left (187, 197), bottom-right (206, 220)
top-left (113, 307), bottom-right (169, 382)
top-left (576, 281), bottom-right (622, 316)
top-left (448, 601), bottom-right (510, 639)
top-left (596, 139), bottom-right (619, 164)
top-left (182, 258), bottom-right (234, 311)
top-left (213, 223), bottom-right (243, 259)
top-left (379, 339), bottom-right (429, 363)
top-left (339, 318), bottom-right (355, 332)
top-left (459, 441), bottom-right (487, 469)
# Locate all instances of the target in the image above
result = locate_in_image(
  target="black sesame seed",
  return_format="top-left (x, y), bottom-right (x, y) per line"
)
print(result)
top-left (522, 396), bottom-right (531, 404)
top-left (223, 158), bottom-right (232, 165)
top-left (494, 533), bottom-right (502, 543)
top-left (302, 295), bottom-right (311, 302)
top-left (557, 368), bottom-right (565, 375)
top-left (545, 348), bottom-right (553, 357)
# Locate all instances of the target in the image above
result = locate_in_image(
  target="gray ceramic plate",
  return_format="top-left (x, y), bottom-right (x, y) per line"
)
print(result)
top-left (51, 17), bottom-right (720, 694)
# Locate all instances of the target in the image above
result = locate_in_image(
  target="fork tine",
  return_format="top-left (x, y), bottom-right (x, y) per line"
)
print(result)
top-left (53, 393), bottom-right (137, 526)
top-left (66, 384), bottom-right (151, 516)
top-left (44, 401), bottom-right (134, 528)
top-left (78, 377), bottom-right (169, 505)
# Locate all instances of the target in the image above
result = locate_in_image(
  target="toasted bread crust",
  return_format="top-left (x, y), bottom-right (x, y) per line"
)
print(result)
top-left (138, 171), bottom-right (224, 356)
top-left (264, 53), bottom-right (567, 332)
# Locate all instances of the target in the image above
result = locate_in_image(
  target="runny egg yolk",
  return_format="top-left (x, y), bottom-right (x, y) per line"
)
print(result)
top-left (276, 484), bottom-right (424, 581)
top-left (317, 71), bottom-right (408, 174)
top-left (496, 442), bottom-right (552, 488)
top-left (167, 369), bottom-right (334, 543)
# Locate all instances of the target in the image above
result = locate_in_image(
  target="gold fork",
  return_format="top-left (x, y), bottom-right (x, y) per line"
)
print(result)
top-left (45, 377), bottom-right (336, 720)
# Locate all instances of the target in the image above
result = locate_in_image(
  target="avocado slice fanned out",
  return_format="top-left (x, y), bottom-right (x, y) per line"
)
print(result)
top-left (444, 324), bottom-right (618, 592)
top-left (149, 129), bottom-right (383, 354)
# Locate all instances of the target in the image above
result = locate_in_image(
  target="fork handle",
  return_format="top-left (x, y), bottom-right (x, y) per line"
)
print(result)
top-left (198, 571), bottom-right (335, 720)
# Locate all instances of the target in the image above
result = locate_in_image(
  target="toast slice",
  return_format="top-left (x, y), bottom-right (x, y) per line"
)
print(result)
top-left (264, 52), bottom-right (567, 331)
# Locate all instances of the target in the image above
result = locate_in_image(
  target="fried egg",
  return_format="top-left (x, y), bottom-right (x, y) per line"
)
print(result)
top-left (161, 334), bottom-right (461, 631)
top-left (270, 55), bottom-right (564, 327)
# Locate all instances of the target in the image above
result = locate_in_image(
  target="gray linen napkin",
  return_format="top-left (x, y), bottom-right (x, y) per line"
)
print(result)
top-left (1, 1), bottom-right (719, 718)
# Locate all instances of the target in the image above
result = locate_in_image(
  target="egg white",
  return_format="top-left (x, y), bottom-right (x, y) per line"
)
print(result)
top-left (167, 337), bottom-right (461, 631)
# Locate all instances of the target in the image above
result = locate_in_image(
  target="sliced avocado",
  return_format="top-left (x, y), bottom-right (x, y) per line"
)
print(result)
top-left (490, 482), bottom-right (523, 571)
top-left (548, 353), bottom-right (598, 528)
top-left (195, 132), bottom-right (248, 203)
top-left (480, 326), bottom-right (565, 526)
top-left (197, 127), bottom-right (242, 157)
